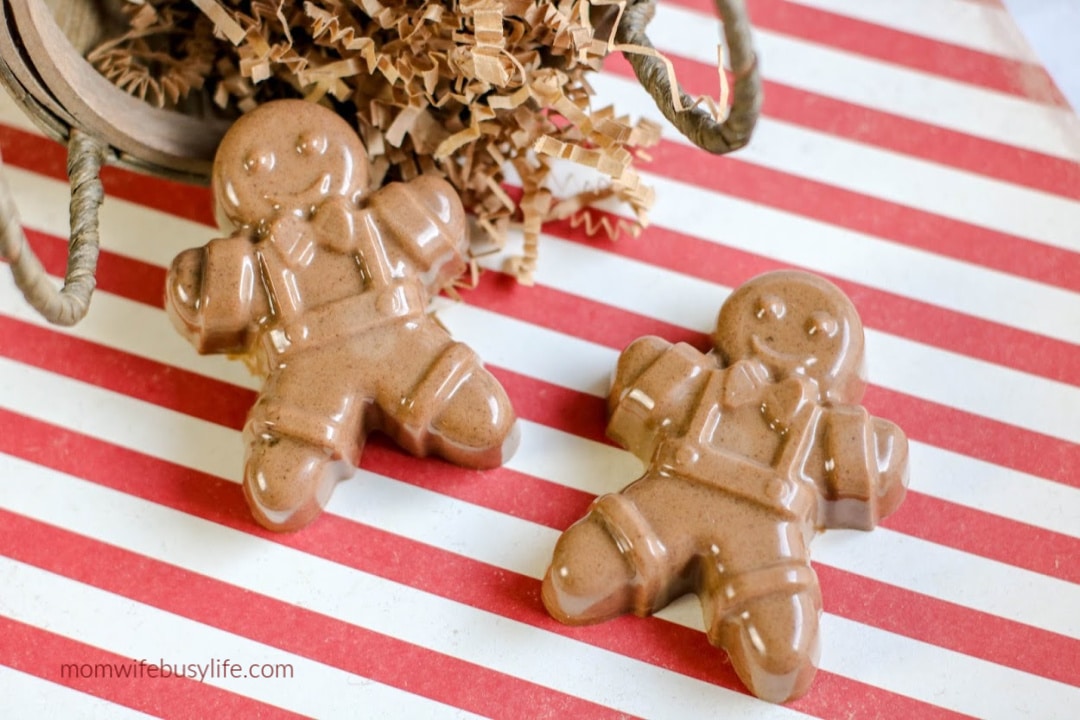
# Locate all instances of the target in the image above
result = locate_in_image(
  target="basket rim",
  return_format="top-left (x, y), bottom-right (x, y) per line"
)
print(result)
top-left (0, 0), bottom-right (228, 180)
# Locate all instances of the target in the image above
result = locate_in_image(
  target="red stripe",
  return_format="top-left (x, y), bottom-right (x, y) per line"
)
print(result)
top-left (0, 513), bottom-right (630, 719)
top-left (0, 616), bottom-right (302, 719)
top-left (0, 308), bottom-right (253, 432)
top-left (14, 150), bottom-right (1080, 393)
top-left (0, 412), bottom-right (978, 718)
top-left (4, 308), bottom-right (1076, 590)
top-left (479, 230), bottom-right (1080, 389)
top-left (608, 51), bottom-right (1080, 267)
top-left (644, 133), bottom-right (1080, 294)
top-left (367, 437), bottom-right (602, 531)
top-left (462, 261), bottom-right (1080, 490)
top-left (633, 45), bottom-right (1080, 203)
top-left (864, 383), bottom-right (1078, 492)
top-left (10, 120), bottom-right (1080, 390)
top-left (610, 27), bottom-right (1080, 204)
top-left (673, 0), bottom-right (1067, 106)
top-left (10, 80), bottom-right (1080, 299)
top-left (879, 490), bottom-right (1080, 585)
top-left (756, 74), bottom-right (1080, 206)
top-left (0, 125), bottom-right (218, 227)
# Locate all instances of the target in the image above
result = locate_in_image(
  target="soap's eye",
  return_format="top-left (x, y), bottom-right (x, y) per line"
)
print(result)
top-left (806, 310), bottom-right (838, 338)
top-left (754, 295), bottom-right (786, 321)
top-left (243, 150), bottom-right (275, 174)
top-left (297, 133), bottom-right (328, 156)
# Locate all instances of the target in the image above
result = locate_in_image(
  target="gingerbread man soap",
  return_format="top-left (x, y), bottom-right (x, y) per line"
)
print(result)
top-left (166, 100), bottom-right (519, 532)
top-left (542, 270), bottom-right (908, 703)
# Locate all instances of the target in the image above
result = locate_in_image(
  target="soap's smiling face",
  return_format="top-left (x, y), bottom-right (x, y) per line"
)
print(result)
top-left (212, 100), bottom-right (370, 229)
top-left (713, 271), bottom-right (866, 404)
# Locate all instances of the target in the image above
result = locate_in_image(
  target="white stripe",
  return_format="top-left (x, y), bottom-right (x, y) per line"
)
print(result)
top-left (536, 162), bottom-right (1080, 360)
top-left (473, 229), bottom-right (1080, 427)
top-left (650, 4), bottom-right (1080, 161)
top-left (863, 332), bottom-right (1080, 445)
top-left (820, 615), bottom-right (1078, 720)
top-left (3, 164), bottom-right (214, 257)
top-left (3, 271), bottom-right (1078, 538)
top-left (815, 526), bottom-right (1080, 639)
top-left (0, 559), bottom-right (482, 719)
top-left (2, 353), bottom-right (1077, 646)
top-left (729, 115), bottom-right (1080, 255)
top-left (0, 666), bottom-right (156, 720)
top-left (0, 455), bottom-right (810, 720)
top-left (437, 298), bottom-right (1080, 445)
top-left (0, 351), bottom-right (244, 480)
top-left (9, 106), bottom-right (1080, 347)
top-left (781, 0), bottom-right (1040, 62)
top-left (474, 228), bottom-right (725, 333)
top-left (590, 70), bottom-right (1080, 257)
top-left (0, 259), bottom-right (259, 392)
top-left (911, 442), bottom-right (1080, 542)
top-left (639, 163), bottom-right (1080, 350)
top-left (4, 450), bottom-right (1079, 718)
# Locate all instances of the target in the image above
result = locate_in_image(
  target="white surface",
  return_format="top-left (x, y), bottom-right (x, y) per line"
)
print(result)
top-left (1003, 0), bottom-right (1080, 109)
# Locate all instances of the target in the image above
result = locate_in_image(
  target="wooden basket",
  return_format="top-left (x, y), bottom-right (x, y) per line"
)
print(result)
top-left (0, 0), bottom-right (761, 326)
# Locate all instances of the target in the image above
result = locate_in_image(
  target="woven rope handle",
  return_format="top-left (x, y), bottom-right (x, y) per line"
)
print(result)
top-left (617, 0), bottom-right (761, 153)
top-left (0, 129), bottom-right (109, 326)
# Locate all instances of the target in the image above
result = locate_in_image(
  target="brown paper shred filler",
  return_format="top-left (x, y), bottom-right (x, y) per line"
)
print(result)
top-left (90, 0), bottom-right (731, 280)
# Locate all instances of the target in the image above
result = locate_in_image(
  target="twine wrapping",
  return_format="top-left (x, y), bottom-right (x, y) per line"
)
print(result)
top-left (0, 129), bottom-right (110, 326)
top-left (619, 0), bottom-right (760, 153)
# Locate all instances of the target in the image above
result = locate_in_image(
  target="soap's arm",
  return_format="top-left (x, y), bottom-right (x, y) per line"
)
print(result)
top-left (608, 337), bottom-right (715, 463)
top-left (811, 405), bottom-right (909, 531)
top-left (363, 175), bottom-right (468, 294)
top-left (166, 233), bottom-right (270, 355)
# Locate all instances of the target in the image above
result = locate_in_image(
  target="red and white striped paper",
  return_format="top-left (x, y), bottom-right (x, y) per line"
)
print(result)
top-left (1, 0), bottom-right (1077, 717)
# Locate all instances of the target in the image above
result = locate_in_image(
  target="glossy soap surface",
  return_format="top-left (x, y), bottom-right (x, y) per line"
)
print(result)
top-left (165, 99), bottom-right (519, 532)
top-left (543, 270), bottom-right (909, 704)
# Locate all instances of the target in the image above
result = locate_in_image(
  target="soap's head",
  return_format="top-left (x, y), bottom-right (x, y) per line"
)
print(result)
top-left (212, 99), bottom-right (371, 230)
top-left (713, 270), bottom-right (866, 404)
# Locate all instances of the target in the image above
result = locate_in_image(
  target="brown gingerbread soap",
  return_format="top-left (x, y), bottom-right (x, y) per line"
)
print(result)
top-left (542, 270), bottom-right (908, 703)
top-left (166, 99), bottom-right (519, 532)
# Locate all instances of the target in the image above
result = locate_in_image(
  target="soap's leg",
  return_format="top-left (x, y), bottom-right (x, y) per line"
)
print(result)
top-left (542, 513), bottom-right (637, 624)
top-left (243, 432), bottom-right (353, 532)
top-left (543, 480), bottom-right (680, 624)
top-left (707, 566), bottom-right (822, 704)
top-left (241, 360), bottom-right (364, 532)
top-left (388, 326), bottom-right (518, 469)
